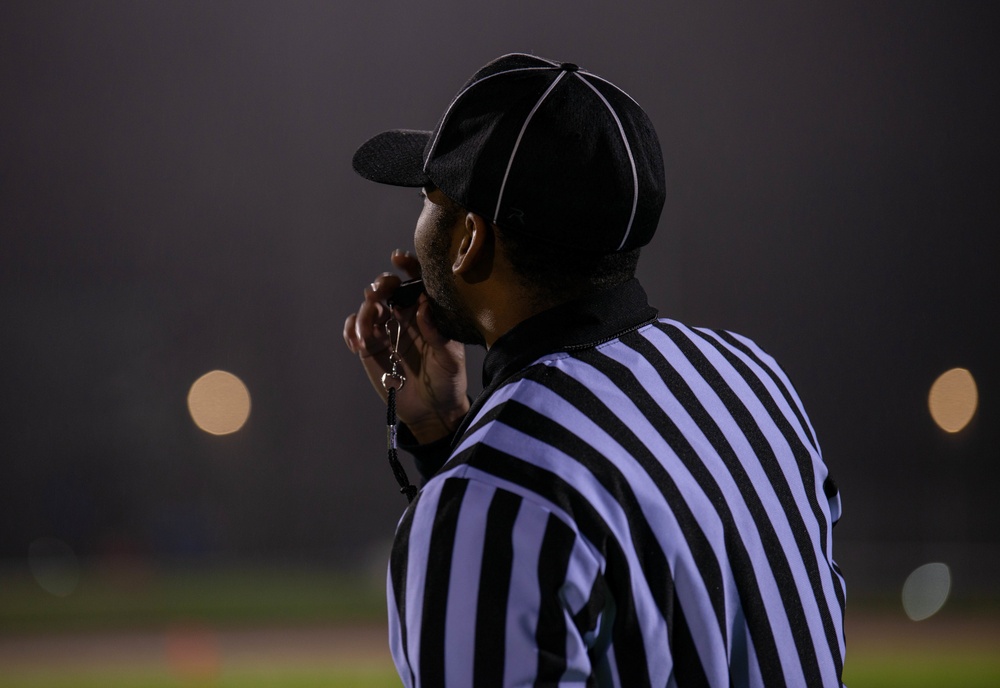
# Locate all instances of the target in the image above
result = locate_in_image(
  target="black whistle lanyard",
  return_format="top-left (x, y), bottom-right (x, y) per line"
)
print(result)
top-left (381, 316), bottom-right (417, 503)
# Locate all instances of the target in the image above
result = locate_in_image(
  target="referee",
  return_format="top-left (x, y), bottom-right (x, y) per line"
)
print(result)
top-left (344, 53), bottom-right (846, 687)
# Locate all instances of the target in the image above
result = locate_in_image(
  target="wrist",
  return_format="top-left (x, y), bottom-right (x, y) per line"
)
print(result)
top-left (406, 401), bottom-right (469, 445)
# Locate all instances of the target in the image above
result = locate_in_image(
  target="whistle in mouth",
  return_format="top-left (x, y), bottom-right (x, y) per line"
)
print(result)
top-left (388, 279), bottom-right (425, 309)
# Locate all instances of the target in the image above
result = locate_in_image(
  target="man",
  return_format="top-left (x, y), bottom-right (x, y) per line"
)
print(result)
top-left (344, 53), bottom-right (845, 687)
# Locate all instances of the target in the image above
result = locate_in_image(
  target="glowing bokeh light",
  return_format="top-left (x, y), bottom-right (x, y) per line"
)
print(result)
top-left (902, 562), bottom-right (951, 621)
top-left (928, 368), bottom-right (978, 433)
top-left (187, 370), bottom-right (251, 435)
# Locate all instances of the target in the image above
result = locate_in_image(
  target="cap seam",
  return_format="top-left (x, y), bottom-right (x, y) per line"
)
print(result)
top-left (423, 66), bottom-right (557, 172)
top-left (493, 71), bottom-right (568, 222)
top-left (576, 73), bottom-right (639, 250)
top-left (578, 71), bottom-right (646, 110)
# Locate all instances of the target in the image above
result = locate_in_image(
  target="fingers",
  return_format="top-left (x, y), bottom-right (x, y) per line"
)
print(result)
top-left (343, 313), bottom-right (360, 353)
top-left (345, 250), bottom-right (423, 357)
top-left (391, 248), bottom-right (422, 279)
top-left (353, 284), bottom-right (391, 355)
top-left (343, 310), bottom-right (386, 356)
top-left (371, 271), bottom-right (402, 295)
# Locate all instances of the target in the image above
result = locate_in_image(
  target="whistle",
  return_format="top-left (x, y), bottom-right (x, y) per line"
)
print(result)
top-left (388, 279), bottom-right (425, 309)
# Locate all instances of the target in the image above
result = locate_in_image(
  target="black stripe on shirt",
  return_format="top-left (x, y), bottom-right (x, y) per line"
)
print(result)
top-left (658, 322), bottom-right (826, 684)
top-left (715, 329), bottom-right (820, 454)
top-left (473, 488), bottom-right (523, 687)
top-left (714, 329), bottom-right (847, 660)
top-left (606, 329), bottom-right (791, 681)
top-left (534, 513), bottom-right (576, 686)
top-left (688, 325), bottom-right (844, 678)
top-left (573, 574), bottom-right (616, 671)
top-left (463, 366), bottom-right (539, 440)
top-left (419, 477), bottom-right (470, 686)
top-left (391, 501), bottom-right (417, 687)
top-left (486, 392), bottom-right (685, 647)
top-left (453, 442), bottom-right (653, 688)
top-left (671, 589), bottom-right (712, 688)
top-left (525, 364), bottom-right (736, 676)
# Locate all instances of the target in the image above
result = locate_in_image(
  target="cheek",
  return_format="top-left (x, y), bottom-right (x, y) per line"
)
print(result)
top-left (413, 205), bottom-right (435, 265)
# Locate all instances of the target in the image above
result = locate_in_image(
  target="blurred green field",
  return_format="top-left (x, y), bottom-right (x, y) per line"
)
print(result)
top-left (0, 564), bottom-right (387, 632)
top-left (3, 644), bottom-right (999, 688)
top-left (2, 565), bottom-right (999, 687)
top-left (0, 565), bottom-right (401, 686)
top-left (843, 651), bottom-right (1000, 688)
top-left (0, 666), bottom-right (400, 688)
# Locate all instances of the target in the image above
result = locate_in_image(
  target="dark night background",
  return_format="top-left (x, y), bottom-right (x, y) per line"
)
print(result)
top-left (1, 1), bottom-right (997, 602)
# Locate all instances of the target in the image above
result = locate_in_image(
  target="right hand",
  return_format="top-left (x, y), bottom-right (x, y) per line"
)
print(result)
top-left (343, 250), bottom-right (471, 444)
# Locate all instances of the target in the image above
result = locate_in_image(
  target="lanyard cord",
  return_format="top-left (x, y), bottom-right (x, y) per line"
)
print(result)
top-left (382, 317), bottom-right (417, 503)
top-left (386, 387), bottom-right (417, 502)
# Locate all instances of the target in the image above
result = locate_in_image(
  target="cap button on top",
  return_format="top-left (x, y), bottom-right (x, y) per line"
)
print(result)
top-left (559, 62), bottom-right (579, 72)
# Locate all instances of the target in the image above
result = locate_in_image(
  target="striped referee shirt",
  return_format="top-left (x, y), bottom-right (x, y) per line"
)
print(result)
top-left (391, 279), bottom-right (845, 687)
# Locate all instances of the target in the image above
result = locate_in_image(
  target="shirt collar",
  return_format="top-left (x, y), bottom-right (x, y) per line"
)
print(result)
top-left (481, 278), bottom-right (658, 389)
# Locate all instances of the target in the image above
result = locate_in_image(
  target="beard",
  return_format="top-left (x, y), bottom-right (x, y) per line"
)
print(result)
top-left (421, 213), bottom-right (486, 348)
top-left (427, 296), bottom-right (485, 347)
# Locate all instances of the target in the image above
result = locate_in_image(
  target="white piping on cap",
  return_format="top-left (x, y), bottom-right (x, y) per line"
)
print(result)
top-left (422, 67), bottom-right (554, 172)
top-left (579, 70), bottom-right (645, 109)
top-left (493, 70), bottom-right (568, 220)
top-left (577, 74), bottom-right (639, 251)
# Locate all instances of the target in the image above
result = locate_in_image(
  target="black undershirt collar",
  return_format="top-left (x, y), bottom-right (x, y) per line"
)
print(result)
top-left (480, 277), bottom-right (658, 390)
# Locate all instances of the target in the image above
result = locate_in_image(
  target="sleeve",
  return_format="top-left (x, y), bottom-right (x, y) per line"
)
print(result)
top-left (388, 474), bottom-right (605, 687)
top-left (396, 422), bottom-right (457, 481)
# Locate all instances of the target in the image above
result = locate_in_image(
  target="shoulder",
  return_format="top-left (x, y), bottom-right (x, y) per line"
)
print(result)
top-left (651, 317), bottom-right (788, 376)
top-left (411, 455), bottom-right (599, 564)
top-left (409, 362), bottom-right (594, 521)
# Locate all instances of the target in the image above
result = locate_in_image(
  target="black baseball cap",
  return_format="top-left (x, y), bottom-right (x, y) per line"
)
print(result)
top-left (352, 53), bottom-right (665, 253)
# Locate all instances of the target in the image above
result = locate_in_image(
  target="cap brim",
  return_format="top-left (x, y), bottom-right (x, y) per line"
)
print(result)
top-left (351, 129), bottom-right (432, 187)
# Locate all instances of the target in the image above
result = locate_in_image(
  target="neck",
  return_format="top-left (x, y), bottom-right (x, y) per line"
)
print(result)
top-left (476, 297), bottom-right (547, 349)
top-left (468, 281), bottom-right (564, 349)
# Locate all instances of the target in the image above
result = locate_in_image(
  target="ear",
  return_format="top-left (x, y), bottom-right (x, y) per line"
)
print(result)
top-left (452, 211), bottom-right (493, 276)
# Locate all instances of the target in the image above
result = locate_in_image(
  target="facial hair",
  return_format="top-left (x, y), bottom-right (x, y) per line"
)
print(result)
top-left (422, 212), bottom-right (486, 348)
